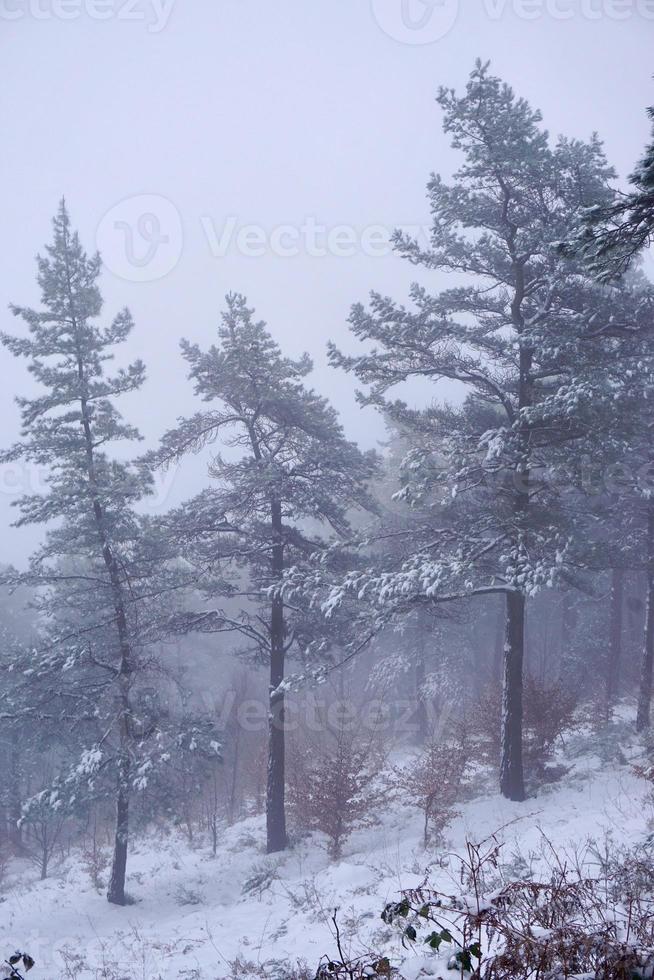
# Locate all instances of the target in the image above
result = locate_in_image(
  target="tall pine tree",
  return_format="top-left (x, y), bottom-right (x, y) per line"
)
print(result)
top-left (329, 63), bottom-right (653, 800)
top-left (151, 293), bottom-right (377, 852)
top-left (1, 201), bottom-right (153, 904)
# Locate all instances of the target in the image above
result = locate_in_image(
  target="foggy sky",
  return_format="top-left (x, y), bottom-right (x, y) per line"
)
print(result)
top-left (1, 0), bottom-right (653, 566)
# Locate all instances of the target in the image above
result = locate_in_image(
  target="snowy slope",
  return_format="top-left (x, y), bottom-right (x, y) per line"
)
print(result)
top-left (2, 724), bottom-right (651, 980)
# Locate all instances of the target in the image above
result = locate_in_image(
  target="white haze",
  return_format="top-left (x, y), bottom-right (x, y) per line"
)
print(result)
top-left (0, 1), bottom-right (652, 565)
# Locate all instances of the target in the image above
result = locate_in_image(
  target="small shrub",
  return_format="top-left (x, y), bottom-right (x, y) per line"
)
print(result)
top-left (19, 793), bottom-right (68, 880)
top-left (471, 684), bottom-right (503, 767)
top-left (315, 911), bottom-right (394, 979)
top-left (472, 677), bottom-right (579, 778)
top-left (80, 839), bottom-right (109, 893)
top-left (389, 737), bottom-right (469, 847)
top-left (219, 958), bottom-right (312, 979)
top-left (174, 883), bottom-right (204, 906)
top-left (523, 674), bottom-right (579, 772)
top-left (382, 836), bottom-right (654, 979)
top-left (241, 862), bottom-right (279, 897)
top-left (289, 730), bottom-right (385, 860)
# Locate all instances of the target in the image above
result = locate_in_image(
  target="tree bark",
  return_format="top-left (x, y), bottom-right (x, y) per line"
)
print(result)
top-left (107, 672), bottom-right (131, 905)
top-left (414, 614), bottom-right (428, 744)
top-left (415, 654), bottom-right (428, 745)
top-left (227, 725), bottom-right (241, 826)
top-left (266, 498), bottom-right (287, 853)
top-left (500, 590), bottom-right (526, 801)
top-left (637, 502), bottom-right (654, 731)
top-left (82, 416), bottom-right (134, 904)
top-left (498, 259), bottom-right (530, 802)
top-left (493, 596), bottom-right (505, 685)
top-left (605, 568), bottom-right (624, 724)
top-left (107, 750), bottom-right (130, 904)
top-left (7, 732), bottom-right (22, 853)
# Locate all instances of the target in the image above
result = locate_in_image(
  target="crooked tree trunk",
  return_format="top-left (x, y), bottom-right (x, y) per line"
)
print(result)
top-left (107, 675), bottom-right (131, 905)
top-left (500, 589), bottom-right (526, 801)
top-left (266, 498), bottom-right (287, 853)
top-left (605, 568), bottom-right (624, 724)
top-left (637, 502), bottom-right (654, 732)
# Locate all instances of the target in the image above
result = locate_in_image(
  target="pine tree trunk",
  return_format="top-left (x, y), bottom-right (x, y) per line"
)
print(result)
top-left (107, 753), bottom-right (130, 905)
top-left (8, 732), bottom-right (22, 853)
top-left (266, 498), bottom-right (287, 853)
top-left (637, 503), bottom-right (654, 731)
top-left (105, 636), bottom-right (133, 906)
top-left (493, 597), bottom-right (505, 685)
top-left (500, 590), bottom-right (526, 802)
top-left (605, 568), bottom-right (624, 724)
top-left (70, 267), bottom-right (136, 901)
top-left (80, 483), bottom-right (132, 897)
top-left (415, 654), bottom-right (428, 745)
top-left (559, 591), bottom-right (570, 668)
top-left (414, 614), bottom-right (428, 743)
top-left (227, 727), bottom-right (240, 826)
top-left (471, 618), bottom-right (485, 697)
top-left (40, 839), bottom-right (48, 881)
top-left (498, 277), bottom-right (530, 802)
top-left (108, 673), bottom-right (131, 905)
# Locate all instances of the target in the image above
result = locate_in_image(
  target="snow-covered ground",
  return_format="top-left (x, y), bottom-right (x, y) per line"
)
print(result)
top-left (2, 723), bottom-right (652, 980)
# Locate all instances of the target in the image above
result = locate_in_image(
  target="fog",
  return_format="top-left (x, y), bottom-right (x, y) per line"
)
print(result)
top-left (2, 5), bottom-right (654, 977)
top-left (1, 2), bottom-right (652, 565)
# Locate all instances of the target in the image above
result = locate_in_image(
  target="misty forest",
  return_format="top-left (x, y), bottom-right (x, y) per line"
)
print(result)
top-left (3, 14), bottom-right (654, 980)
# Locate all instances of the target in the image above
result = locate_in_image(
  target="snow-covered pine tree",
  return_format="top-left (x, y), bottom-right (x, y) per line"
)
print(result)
top-left (0, 582), bottom-right (41, 854)
top-left (151, 293), bottom-right (378, 853)
top-left (359, 424), bottom-right (454, 743)
top-left (547, 273), bottom-right (654, 730)
top-left (1, 201), bottom-right (154, 904)
top-left (329, 62), bottom-right (654, 801)
top-left (601, 340), bottom-right (654, 733)
top-left (637, 483), bottom-right (654, 730)
top-left (566, 101), bottom-right (654, 280)
top-left (561, 93), bottom-right (654, 718)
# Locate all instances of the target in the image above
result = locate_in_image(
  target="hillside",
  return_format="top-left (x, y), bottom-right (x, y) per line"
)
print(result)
top-left (2, 720), bottom-right (651, 980)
